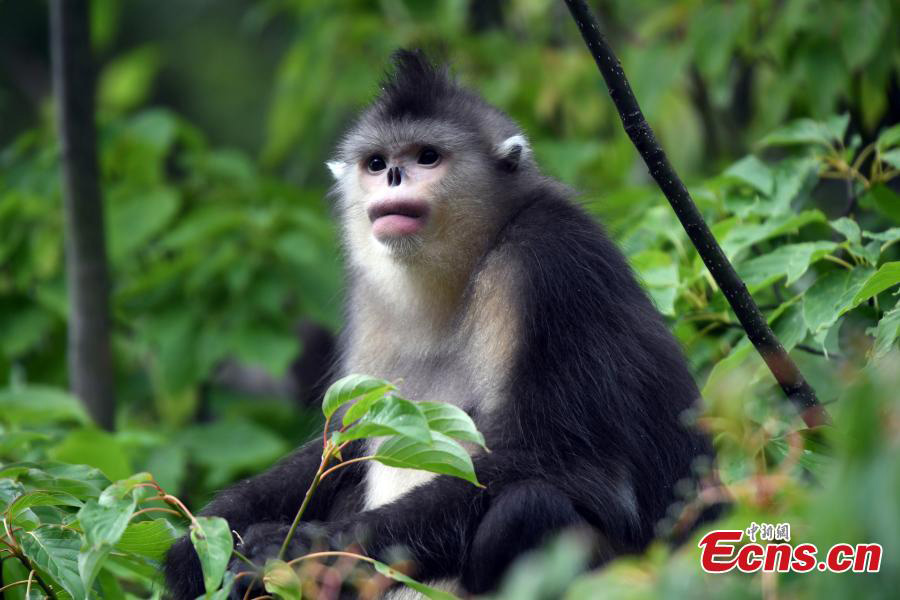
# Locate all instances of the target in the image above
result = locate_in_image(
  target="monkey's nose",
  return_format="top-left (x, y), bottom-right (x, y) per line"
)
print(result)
top-left (387, 166), bottom-right (402, 187)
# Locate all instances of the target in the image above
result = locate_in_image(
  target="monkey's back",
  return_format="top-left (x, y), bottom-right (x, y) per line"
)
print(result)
top-left (486, 186), bottom-right (711, 548)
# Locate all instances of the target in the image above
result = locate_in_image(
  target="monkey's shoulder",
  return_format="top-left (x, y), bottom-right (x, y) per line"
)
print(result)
top-left (491, 191), bottom-right (642, 297)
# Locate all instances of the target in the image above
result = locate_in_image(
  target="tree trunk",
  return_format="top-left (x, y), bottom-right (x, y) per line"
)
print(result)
top-left (49, 0), bottom-right (116, 430)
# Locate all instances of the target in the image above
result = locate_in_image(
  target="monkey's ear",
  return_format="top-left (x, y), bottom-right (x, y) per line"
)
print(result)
top-left (494, 135), bottom-right (530, 172)
top-left (326, 160), bottom-right (347, 180)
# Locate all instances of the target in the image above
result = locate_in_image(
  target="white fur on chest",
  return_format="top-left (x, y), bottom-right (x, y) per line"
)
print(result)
top-left (364, 455), bottom-right (437, 509)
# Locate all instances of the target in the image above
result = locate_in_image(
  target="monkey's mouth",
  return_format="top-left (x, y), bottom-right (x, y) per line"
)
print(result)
top-left (367, 200), bottom-right (430, 239)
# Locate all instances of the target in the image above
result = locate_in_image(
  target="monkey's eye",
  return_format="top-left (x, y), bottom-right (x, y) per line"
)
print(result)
top-left (366, 155), bottom-right (387, 173)
top-left (417, 148), bottom-right (441, 166)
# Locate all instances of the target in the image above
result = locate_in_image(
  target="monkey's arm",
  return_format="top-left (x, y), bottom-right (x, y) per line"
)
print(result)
top-left (238, 450), bottom-right (632, 591)
top-left (164, 437), bottom-right (364, 600)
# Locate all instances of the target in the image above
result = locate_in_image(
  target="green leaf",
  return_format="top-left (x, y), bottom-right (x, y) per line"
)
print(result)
top-left (16, 526), bottom-right (85, 598)
top-left (851, 262), bottom-right (900, 305)
top-left (115, 519), bottom-right (178, 560)
top-left (79, 498), bottom-right (137, 550)
top-left (630, 250), bottom-right (679, 315)
top-left (872, 306), bottom-right (900, 359)
top-left (98, 45), bottom-right (161, 112)
top-left (189, 516), bottom-right (233, 594)
top-left (766, 157), bottom-right (819, 215)
top-left (724, 155), bottom-right (774, 196)
top-left (200, 571), bottom-right (237, 600)
top-left (263, 559), bottom-right (302, 599)
top-left (773, 305), bottom-right (807, 352)
top-left (342, 386), bottom-right (399, 425)
top-left (876, 122), bottom-right (900, 152)
top-left (373, 431), bottom-right (481, 486)
top-left (48, 428), bottom-right (133, 481)
top-left (77, 478), bottom-right (141, 591)
top-left (322, 374), bottom-right (395, 419)
top-left (99, 472), bottom-right (153, 502)
top-left (737, 241), bottom-right (837, 290)
top-left (881, 148), bottom-right (900, 170)
top-left (720, 210), bottom-right (825, 259)
top-left (229, 328), bottom-right (300, 379)
top-left (830, 217), bottom-right (862, 246)
top-left (862, 185), bottom-right (900, 224)
top-left (337, 396), bottom-right (432, 446)
top-left (125, 108), bottom-right (177, 155)
top-left (864, 227), bottom-right (900, 244)
top-left (8, 491), bottom-right (83, 522)
top-left (758, 114), bottom-right (848, 148)
top-left (0, 306), bottom-right (55, 358)
top-left (14, 462), bottom-right (110, 500)
top-left (106, 186), bottom-right (180, 262)
top-left (178, 419), bottom-right (287, 488)
top-left (372, 559), bottom-right (460, 599)
top-left (0, 386), bottom-right (89, 425)
top-left (840, 0), bottom-right (889, 69)
top-left (803, 268), bottom-right (875, 333)
top-left (418, 402), bottom-right (487, 449)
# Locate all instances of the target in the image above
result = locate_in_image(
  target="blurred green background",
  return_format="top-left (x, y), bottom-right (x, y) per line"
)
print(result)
top-left (1, 1), bottom-right (899, 598)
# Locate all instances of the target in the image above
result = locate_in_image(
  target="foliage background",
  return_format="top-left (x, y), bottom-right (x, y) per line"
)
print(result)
top-left (1, 0), bottom-right (899, 598)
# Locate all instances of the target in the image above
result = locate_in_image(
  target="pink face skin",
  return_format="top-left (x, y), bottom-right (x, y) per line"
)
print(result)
top-left (358, 147), bottom-right (448, 243)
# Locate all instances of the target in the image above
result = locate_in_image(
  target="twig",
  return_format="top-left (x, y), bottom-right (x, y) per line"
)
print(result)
top-left (278, 464), bottom-right (325, 560)
top-left (320, 457), bottom-right (375, 480)
top-left (130, 507), bottom-right (182, 520)
top-left (795, 344), bottom-right (842, 360)
top-left (563, 0), bottom-right (829, 427)
top-left (286, 550), bottom-right (377, 568)
top-left (0, 579), bottom-right (29, 594)
top-left (13, 555), bottom-right (57, 600)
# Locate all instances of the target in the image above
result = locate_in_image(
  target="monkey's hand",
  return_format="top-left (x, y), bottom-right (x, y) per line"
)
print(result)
top-left (228, 521), bottom-right (332, 600)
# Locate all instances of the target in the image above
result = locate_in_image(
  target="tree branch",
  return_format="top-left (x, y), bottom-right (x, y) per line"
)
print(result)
top-left (563, 0), bottom-right (829, 428)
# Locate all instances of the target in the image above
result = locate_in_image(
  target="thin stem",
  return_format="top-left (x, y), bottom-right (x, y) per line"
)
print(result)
top-left (795, 344), bottom-right (842, 360)
top-left (14, 556), bottom-right (57, 600)
top-left (162, 494), bottom-right (198, 526)
top-left (130, 507), bottom-right (182, 520)
top-left (322, 414), bottom-right (332, 454)
top-left (852, 143), bottom-right (875, 173)
top-left (286, 550), bottom-right (377, 568)
top-left (25, 570), bottom-right (34, 597)
top-left (320, 456), bottom-right (376, 481)
top-left (823, 254), bottom-right (854, 270)
top-left (278, 463), bottom-right (325, 560)
top-left (881, 168), bottom-right (899, 181)
top-left (232, 548), bottom-right (256, 568)
top-left (242, 577), bottom-right (257, 600)
top-left (133, 482), bottom-right (164, 493)
top-left (0, 579), bottom-right (29, 594)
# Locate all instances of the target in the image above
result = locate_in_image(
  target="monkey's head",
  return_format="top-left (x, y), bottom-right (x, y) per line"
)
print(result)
top-left (328, 50), bottom-right (535, 273)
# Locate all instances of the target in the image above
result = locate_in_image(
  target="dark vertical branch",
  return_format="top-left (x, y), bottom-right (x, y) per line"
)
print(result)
top-left (563, 0), bottom-right (829, 428)
top-left (49, 0), bottom-right (116, 430)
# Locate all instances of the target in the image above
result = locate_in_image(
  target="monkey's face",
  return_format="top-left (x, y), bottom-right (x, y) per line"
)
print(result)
top-left (330, 124), bottom-right (501, 268)
top-left (357, 144), bottom-right (448, 244)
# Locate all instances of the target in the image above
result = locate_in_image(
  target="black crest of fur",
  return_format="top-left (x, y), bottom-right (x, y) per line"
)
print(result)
top-left (373, 49), bottom-right (460, 121)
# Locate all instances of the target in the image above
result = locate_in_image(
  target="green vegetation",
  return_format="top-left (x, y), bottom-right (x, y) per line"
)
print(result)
top-left (1, 1), bottom-right (899, 598)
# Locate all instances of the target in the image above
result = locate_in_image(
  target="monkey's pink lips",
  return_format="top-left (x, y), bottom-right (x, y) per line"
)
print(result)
top-left (368, 200), bottom-right (430, 238)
